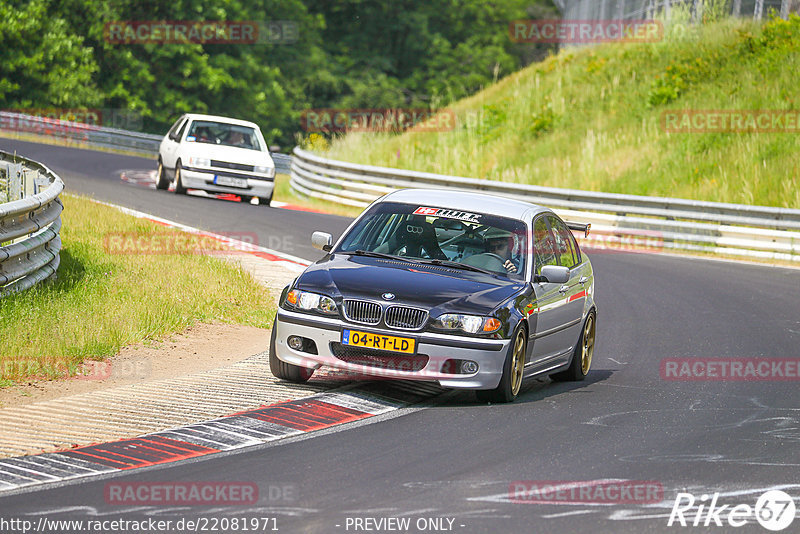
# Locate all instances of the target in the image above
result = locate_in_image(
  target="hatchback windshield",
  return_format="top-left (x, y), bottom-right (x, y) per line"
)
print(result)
top-left (186, 120), bottom-right (262, 151)
top-left (336, 202), bottom-right (528, 278)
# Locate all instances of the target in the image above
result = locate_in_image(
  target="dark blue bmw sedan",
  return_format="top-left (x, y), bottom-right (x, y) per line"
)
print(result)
top-left (270, 189), bottom-right (596, 402)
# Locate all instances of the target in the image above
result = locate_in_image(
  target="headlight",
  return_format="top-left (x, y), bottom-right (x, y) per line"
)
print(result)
top-left (255, 165), bottom-right (275, 177)
top-left (188, 156), bottom-right (211, 167)
top-left (286, 289), bottom-right (337, 315)
top-left (433, 314), bottom-right (501, 334)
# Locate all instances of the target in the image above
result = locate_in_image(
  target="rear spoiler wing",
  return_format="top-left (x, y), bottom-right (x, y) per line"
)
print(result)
top-left (566, 221), bottom-right (591, 238)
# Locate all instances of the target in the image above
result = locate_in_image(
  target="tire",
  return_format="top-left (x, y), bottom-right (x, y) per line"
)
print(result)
top-left (173, 161), bottom-right (187, 195)
top-left (551, 310), bottom-right (596, 382)
top-left (476, 323), bottom-right (526, 403)
top-left (258, 194), bottom-right (272, 206)
top-left (155, 160), bottom-right (169, 190)
top-left (268, 319), bottom-right (314, 383)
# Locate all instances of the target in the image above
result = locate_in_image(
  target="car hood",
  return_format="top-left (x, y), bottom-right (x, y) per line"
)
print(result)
top-left (184, 143), bottom-right (274, 166)
top-left (295, 254), bottom-right (526, 316)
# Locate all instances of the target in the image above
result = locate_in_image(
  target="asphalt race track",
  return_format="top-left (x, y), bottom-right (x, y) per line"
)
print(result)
top-left (1, 138), bottom-right (799, 533)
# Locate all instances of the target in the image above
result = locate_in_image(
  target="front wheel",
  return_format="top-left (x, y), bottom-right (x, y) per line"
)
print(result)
top-left (476, 323), bottom-right (526, 403)
top-left (155, 160), bottom-right (169, 190)
top-left (268, 319), bottom-right (314, 383)
top-left (551, 311), bottom-right (595, 382)
top-left (258, 195), bottom-right (272, 206)
top-left (173, 162), bottom-right (187, 195)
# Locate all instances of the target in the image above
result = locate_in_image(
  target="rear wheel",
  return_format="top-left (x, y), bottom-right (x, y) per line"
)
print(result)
top-left (173, 162), bottom-right (187, 195)
top-left (268, 319), bottom-right (314, 383)
top-left (258, 194), bottom-right (272, 206)
top-left (551, 311), bottom-right (595, 382)
top-left (476, 323), bottom-right (526, 403)
top-left (155, 160), bottom-right (169, 190)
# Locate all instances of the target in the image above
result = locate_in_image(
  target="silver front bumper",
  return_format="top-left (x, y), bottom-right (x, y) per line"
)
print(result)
top-left (274, 309), bottom-right (510, 389)
top-left (181, 169), bottom-right (274, 197)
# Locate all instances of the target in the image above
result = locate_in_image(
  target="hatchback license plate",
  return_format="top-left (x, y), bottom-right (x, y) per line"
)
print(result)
top-left (342, 329), bottom-right (416, 354)
top-left (214, 175), bottom-right (247, 188)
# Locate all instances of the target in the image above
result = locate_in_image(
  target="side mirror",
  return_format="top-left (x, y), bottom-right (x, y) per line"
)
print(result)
top-left (536, 265), bottom-right (569, 284)
top-left (311, 231), bottom-right (332, 252)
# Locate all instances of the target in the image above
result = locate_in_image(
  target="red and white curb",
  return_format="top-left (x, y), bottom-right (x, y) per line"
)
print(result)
top-left (0, 383), bottom-right (442, 494)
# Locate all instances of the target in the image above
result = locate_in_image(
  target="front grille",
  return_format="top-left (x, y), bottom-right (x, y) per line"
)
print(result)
top-left (331, 343), bottom-right (429, 372)
top-left (343, 300), bottom-right (382, 325)
top-left (211, 160), bottom-right (254, 172)
top-left (385, 306), bottom-right (428, 330)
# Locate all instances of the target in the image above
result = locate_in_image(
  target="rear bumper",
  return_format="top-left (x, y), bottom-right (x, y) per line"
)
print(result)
top-left (181, 168), bottom-right (274, 197)
top-left (273, 309), bottom-right (511, 389)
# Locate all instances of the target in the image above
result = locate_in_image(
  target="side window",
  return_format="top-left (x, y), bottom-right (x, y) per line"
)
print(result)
top-left (547, 216), bottom-right (578, 270)
top-left (177, 119), bottom-right (189, 140)
top-left (533, 217), bottom-right (558, 276)
top-left (167, 116), bottom-right (185, 139)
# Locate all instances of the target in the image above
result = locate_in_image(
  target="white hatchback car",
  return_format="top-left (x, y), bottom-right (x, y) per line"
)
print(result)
top-left (157, 113), bottom-right (276, 205)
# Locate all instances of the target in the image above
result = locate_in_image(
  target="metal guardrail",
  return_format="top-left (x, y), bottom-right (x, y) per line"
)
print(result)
top-left (559, 0), bottom-right (793, 23)
top-left (290, 147), bottom-right (800, 262)
top-left (0, 112), bottom-right (293, 174)
top-left (0, 111), bottom-right (162, 156)
top-left (0, 151), bottom-right (64, 297)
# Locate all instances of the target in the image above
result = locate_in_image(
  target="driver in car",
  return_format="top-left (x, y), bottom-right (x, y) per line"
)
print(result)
top-left (227, 130), bottom-right (250, 148)
top-left (484, 227), bottom-right (519, 274)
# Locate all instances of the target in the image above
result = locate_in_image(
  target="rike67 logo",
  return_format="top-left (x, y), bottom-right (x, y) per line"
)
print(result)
top-left (668, 490), bottom-right (796, 531)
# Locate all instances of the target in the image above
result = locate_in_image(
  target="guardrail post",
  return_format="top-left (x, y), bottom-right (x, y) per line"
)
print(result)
top-left (732, 0), bottom-right (742, 16)
top-left (755, 0), bottom-right (765, 20)
top-left (781, 0), bottom-right (790, 19)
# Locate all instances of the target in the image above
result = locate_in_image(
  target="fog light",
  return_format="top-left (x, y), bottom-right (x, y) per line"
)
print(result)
top-left (460, 361), bottom-right (479, 374)
top-left (288, 336), bottom-right (303, 350)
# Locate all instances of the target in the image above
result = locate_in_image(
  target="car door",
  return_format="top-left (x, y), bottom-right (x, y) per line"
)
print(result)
top-left (527, 215), bottom-right (572, 368)
top-left (546, 215), bottom-right (586, 357)
top-left (160, 116), bottom-right (188, 171)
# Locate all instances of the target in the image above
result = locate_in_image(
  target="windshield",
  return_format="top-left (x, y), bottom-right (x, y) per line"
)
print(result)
top-left (336, 202), bottom-right (528, 279)
top-left (185, 120), bottom-right (262, 151)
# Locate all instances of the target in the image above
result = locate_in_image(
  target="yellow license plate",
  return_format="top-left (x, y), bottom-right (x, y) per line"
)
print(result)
top-left (341, 329), bottom-right (416, 354)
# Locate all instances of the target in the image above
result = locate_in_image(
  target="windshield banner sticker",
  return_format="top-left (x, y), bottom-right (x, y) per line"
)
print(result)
top-left (413, 207), bottom-right (481, 223)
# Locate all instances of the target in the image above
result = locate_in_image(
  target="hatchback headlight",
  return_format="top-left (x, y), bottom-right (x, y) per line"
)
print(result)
top-left (188, 156), bottom-right (211, 167)
top-left (255, 165), bottom-right (275, 177)
top-left (286, 289), bottom-right (337, 315)
top-left (433, 314), bottom-right (501, 334)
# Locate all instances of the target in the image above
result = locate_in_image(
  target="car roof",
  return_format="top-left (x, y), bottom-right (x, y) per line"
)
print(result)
top-left (380, 189), bottom-right (551, 221)
top-left (182, 113), bottom-right (260, 129)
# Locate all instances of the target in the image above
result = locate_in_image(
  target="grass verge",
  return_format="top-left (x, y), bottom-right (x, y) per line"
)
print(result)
top-left (0, 193), bottom-right (274, 385)
top-left (322, 14), bottom-right (800, 208)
